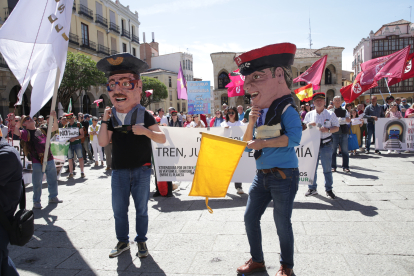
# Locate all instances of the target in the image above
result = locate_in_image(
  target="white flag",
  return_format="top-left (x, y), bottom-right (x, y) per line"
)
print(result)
top-left (0, 0), bottom-right (73, 117)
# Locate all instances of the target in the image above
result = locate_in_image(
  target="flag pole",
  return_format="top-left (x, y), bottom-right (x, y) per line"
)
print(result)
top-left (42, 67), bottom-right (61, 172)
top-left (385, 77), bottom-right (392, 95)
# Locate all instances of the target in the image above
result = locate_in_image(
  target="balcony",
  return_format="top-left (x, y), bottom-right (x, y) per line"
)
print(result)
top-left (97, 44), bottom-right (110, 56)
top-left (69, 33), bottom-right (79, 45)
top-left (111, 50), bottom-right (118, 55)
top-left (95, 14), bottom-right (108, 28)
top-left (109, 22), bottom-right (120, 34)
top-left (121, 29), bottom-right (130, 39)
top-left (80, 38), bottom-right (96, 52)
top-left (72, 1), bottom-right (76, 12)
top-left (78, 4), bottom-right (93, 20)
top-left (371, 85), bottom-right (413, 94)
top-left (132, 34), bottom-right (139, 44)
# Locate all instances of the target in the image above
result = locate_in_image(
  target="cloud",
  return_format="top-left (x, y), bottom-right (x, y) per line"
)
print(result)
top-left (140, 0), bottom-right (233, 16)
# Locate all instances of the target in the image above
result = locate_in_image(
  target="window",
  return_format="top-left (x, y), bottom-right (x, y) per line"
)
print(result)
top-left (169, 76), bottom-right (172, 87)
top-left (325, 68), bottom-right (332, 85)
top-left (218, 72), bottom-right (230, 89)
top-left (121, 19), bottom-right (125, 32)
top-left (122, 43), bottom-right (127, 52)
top-left (131, 26), bottom-right (135, 36)
top-left (221, 94), bottom-right (228, 105)
top-left (183, 60), bottom-right (185, 69)
top-left (182, 103), bottom-right (186, 112)
top-left (132, 47), bottom-right (136, 56)
top-left (169, 92), bottom-right (172, 101)
top-left (81, 23), bottom-right (89, 45)
top-left (372, 36), bottom-right (414, 58)
top-left (177, 103), bottom-right (180, 111)
top-left (154, 76), bottom-right (158, 79)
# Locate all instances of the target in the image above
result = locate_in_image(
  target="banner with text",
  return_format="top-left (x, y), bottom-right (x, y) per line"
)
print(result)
top-left (375, 118), bottom-right (414, 150)
top-left (152, 126), bottom-right (320, 185)
top-left (187, 81), bottom-right (211, 114)
top-left (59, 128), bottom-right (79, 143)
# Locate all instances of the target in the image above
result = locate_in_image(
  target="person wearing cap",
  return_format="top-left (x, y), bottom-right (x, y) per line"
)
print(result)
top-left (303, 93), bottom-right (340, 200)
top-left (97, 53), bottom-right (166, 259)
top-left (65, 113), bottom-right (86, 178)
top-left (238, 43), bottom-right (302, 276)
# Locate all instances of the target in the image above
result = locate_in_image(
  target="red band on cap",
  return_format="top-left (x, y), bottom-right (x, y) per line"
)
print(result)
top-left (235, 43), bottom-right (296, 66)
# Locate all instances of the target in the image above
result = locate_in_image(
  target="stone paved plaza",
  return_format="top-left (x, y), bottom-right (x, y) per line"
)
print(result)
top-left (9, 152), bottom-right (414, 276)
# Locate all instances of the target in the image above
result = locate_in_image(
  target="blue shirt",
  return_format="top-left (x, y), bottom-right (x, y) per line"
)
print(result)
top-left (245, 106), bottom-right (302, 169)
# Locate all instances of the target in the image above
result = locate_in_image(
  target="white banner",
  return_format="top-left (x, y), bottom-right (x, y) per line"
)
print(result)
top-left (58, 128), bottom-right (79, 143)
top-left (151, 126), bottom-right (320, 185)
top-left (375, 118), bottom-right (414, 150)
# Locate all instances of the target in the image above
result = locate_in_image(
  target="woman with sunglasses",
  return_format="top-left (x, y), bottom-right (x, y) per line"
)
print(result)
top-left (183, 114), bottom-right (193, 128)
top-left (168, 111), bottom-right (182, 127)
top-left (189, 114), bottom-right (205, 128)
top-left (209, 110), bottom-right (225, 127)
top-left (220, 106), bottom-right (245, 194)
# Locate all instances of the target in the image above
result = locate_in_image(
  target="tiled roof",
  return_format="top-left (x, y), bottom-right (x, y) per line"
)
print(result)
top-left (295, 48), bottom-right (320, 58)
top-left (316, 46), bottom-right (345, 50)
top-left (383, 19), bottom-right (411, 26)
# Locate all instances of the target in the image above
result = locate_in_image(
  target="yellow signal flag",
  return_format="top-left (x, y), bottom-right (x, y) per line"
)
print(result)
top-left (294, 83), bottom-right (313, 102)
top-left (189, 132), bottom-right (247, 213)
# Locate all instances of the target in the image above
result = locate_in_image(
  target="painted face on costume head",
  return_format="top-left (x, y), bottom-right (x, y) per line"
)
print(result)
top-left (107, 73), bottom-right (142, 113)
top-left (243, 68), bottom-right (284, 109)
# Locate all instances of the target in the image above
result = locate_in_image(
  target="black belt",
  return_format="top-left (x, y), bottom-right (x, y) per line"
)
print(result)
top-left (320, 136), bottom-right (332, 146)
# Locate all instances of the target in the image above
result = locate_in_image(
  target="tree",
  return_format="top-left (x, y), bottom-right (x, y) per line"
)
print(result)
top-left (58, 52), bottom-right (107, 111)
top-left (140, 76), bottom-right (168, 107)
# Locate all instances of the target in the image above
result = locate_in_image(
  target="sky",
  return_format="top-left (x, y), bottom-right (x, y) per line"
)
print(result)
top-left (123, 0), bottom-right (413, 86)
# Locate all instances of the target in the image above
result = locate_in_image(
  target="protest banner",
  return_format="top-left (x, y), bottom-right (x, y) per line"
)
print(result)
top-left (187, 81), bottom-right (211, 114)
top-left (375, 118), bottom-right (414, 151)
top-left (58, 128), bottom-right (79, 143)
top-left (151, 126), bottom-right (320, 185)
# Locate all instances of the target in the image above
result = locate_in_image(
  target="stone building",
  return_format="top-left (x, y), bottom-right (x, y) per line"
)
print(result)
top-left (0, 0), bottom-right (140, 117)
top-left (210, 46), bottom-right (344, 111)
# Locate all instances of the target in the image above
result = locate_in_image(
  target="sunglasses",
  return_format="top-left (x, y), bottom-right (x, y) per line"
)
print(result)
top-left (15, 120), bottom-right (20, 122)
top-left (23, 116), bottom-right (31, 122)
top-left (106, 79), bottom-right (139, 92)
top-left (228, 112), bottom-right (235, 115)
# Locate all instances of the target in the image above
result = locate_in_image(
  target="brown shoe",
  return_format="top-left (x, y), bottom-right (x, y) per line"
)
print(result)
top-left (276, 264), bottom-right (293, 276)
top-left (236, 258), bottom-right (266, 275)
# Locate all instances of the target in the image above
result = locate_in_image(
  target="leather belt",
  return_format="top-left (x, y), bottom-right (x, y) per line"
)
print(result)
top-left (259, 167), bottom-right (286, 179)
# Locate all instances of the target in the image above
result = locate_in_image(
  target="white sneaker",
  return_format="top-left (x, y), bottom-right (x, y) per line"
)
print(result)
top-left (49, 197), bottom-right (63, 203)
top-left (237, 188), bottom-right (244, 194)
top-left (404, 150), bottom-right (410, 153)
top-left (387, 150), bottom-right (392, 154)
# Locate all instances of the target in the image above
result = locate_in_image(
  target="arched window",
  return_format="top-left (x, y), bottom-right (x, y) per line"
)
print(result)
top-left (221, 93), bottom-right (228, 105)
top-left (218, 72), bottom-right (230, 89)
top-left (99, 95), bottom-right (105, 108)
top-left (325, 68), bottom-right (332, 85)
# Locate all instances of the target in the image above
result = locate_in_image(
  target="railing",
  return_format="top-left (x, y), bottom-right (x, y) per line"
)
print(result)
top-left (72, 2), bottom-right (76, 12)
top-left (371, 86), bottom-right (413, 93)
top-left (110, 50), bottom-right (118, 55)
top-left (97, 44), bottom-right (110, 56)
top-left (81, 38), bottom-right (96, 51)
top-left (95, 14), bottom-right (107, 27)
top-left (121, 29), bottom-right (130, 39)
top-left (132, 34), bottom-right (139, 44)
top-left (78, 4), bottom-right (93, 20)
top-left (69, 33), bottom-right (79, 45)
top-left (109, 22), bottom-right (120, 33)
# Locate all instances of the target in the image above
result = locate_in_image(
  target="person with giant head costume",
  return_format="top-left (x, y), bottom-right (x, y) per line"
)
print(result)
top-left (97, 53), bottom-right (166, 258)
top-left (238, 43), bottom-right (302, 276)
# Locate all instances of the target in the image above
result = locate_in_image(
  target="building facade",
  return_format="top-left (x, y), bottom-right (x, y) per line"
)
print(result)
top-left (0, 0), bottom-right (140, 117)
top-left (151, 52), bottom-right (194, 82)
top-left (353, 19), bottom-right (414, 104)
top-left (210, 46), bottom-right (344, 111)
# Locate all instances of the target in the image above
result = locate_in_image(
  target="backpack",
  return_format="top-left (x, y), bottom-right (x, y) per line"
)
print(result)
top-left (0, 181), bottom-right (35, 246)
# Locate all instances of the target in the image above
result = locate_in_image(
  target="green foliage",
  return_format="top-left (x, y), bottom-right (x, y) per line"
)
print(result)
top-left (58, 52), bottom-right (107, 111)
top-left (140, 76), bottom-right (168, 107)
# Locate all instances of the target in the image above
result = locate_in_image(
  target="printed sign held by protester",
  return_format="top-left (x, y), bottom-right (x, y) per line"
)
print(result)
top-left (58, 128), bottom-right (79, 143)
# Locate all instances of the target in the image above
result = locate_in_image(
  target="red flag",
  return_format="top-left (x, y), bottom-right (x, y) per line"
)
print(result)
top-left (340, 71), bottom-right (377, 103)
top-left (226, 69), bottom-right (245, 97)
top-left (293, 55), bottom-right (327, 91)
top-left (388, 53), bottom-right (414, 86)
top-left (360, 46), bottom-right (410, 86)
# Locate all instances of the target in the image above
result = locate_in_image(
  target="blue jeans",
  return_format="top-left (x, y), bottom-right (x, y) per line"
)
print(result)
top-left (310, 142), bottom-right (333, 191)
top-left (331, 133), bottom-right (349, 170)
top-left (366, 123), bottom-right (375, 151)
top-left (111, 166), bottom-right (151, 243)
top-left (0, 225), bottom-right (19, 276)
top-left (32, 160), bottom-right (58, 203)
top-left (67, 143), bottom-right (83, 160)
top-left (244, 168), bottom-right (299, 269)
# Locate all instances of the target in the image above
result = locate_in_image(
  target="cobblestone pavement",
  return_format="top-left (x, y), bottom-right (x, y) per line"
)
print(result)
top-left (9, 151), bottom-right (414, 276)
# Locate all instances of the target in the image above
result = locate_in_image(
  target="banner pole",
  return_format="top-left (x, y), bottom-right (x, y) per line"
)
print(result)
top-left (385, 77), bottom-right (392, 95)
top-left (42, 67), bottom-right (61, 173)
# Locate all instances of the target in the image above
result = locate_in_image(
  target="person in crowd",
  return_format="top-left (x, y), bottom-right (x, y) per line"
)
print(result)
top-left (238, 43), bottom-right (302, 276)
top-left (345, 103), bottom-right (353, 114)
top-left (38, 115), bottom-right (44, 126)
top-left (220, 106), bottom-right (245, 194)
top-left (97, 53), bottom-right (166, 258)
top-left (65, 113), bottom-right (85, 178)
top-left (59, 113), bottom-right (68, 128)
top-left (157, 108), bottom-right (168, 126)
top-left (104, 140), bottom-right (112, 170)
top-left (89, 116), bottom-right (104, 166)
top-left (332, 96), bottom-right (351, 173)
top-left (184, 114), bottom-right (193, 127)
top-left (32, 116), bottom-right (38, 127)
top-left (177, 111), bottom-right (183, 122)
top-left (166, 107), bottom-right (175, 123)
top-left (303, 93), bottom-right (339, 198)
top-left (222, 103), bottom-right (228, 113)
top-left (168, 110), bottom-right (182, 127)
top-left (350, 109), bottom-right (363, 155)
top-left (209, 110), bottom-right (225, 127)
top-left (78, 113), bottom-right (93, 163)
top-left (0, 139), bottom-right (22, 276)
top-left (237, 105), bottom-right (245, 119)
top-left (243, 107), bottom-right (251, 123)
top-left (383, 95), bottom-right (400, 112)
top-left (400, 98), bottom-right (410, 118)
top-left (385, 102), bottom-right (403, 154)
top-left (223, 107), bottom-right (229, 117)
top-left (327, 104), bottom-right (334, 111)
top-left (206, 114), bottom-right (212, 126)
top-left (364, 96), bottom-right (385, 154)
top-left (12, 112), bottom-right (63, 209)
top-left (405, 103), bottom-right (414, 118)
top-left (189, 114), bottom-right (205, 128)
top-left (299, 105), bottom-right (306, 121)
top-left (357, 104), bottom-right (367, 151)
top-left (7, 116), bottom-right (22, 140)
top-left (0, 115), bottom-right (7, 139)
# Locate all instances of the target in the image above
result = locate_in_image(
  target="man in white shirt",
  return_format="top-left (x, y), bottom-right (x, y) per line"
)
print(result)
top-left (157, 108), bottom-right (168, 126)
top-left (303, 93), bottom-right (340, 199)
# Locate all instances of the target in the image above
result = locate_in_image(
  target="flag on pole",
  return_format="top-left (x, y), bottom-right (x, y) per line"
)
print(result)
top-left (145, 89), bottom-right (153, 98)
top-left (68, 98), bottom-right (72, 113)
top-left (226, 69), bottom-right (245, 97)
top-left (294, 83), bottom-right (313, 102)
top-left (293, 55), bottom-right (327, 91)
top-left (189, 132), bottom-right (247, 213)
top-left (340, 71), bottom-right (377, 103)
top-left (388, 53), bottom-right (414, 86)
top-left (177, 62), bottom-right (187, 100)
top-left (0, 0), bottom-right (73, 117)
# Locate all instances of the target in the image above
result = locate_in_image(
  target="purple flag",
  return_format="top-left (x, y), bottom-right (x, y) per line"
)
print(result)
top-left (177, 62), bottom-right (187, 100)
